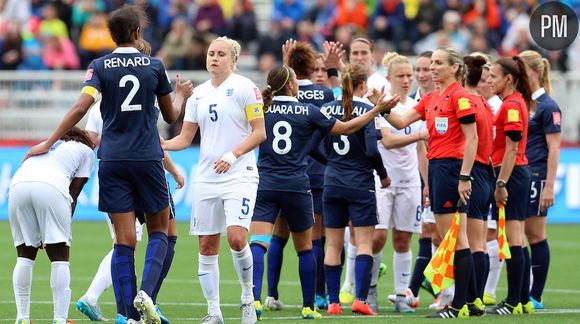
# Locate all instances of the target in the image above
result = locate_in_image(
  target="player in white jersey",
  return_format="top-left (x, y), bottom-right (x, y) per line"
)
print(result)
top-left (9, 127), bottom-right (95, 324)
top-left (163, 36), bottom-right (265, 324)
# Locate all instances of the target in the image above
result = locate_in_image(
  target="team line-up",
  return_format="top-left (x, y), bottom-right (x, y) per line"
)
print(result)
top-left (8, 4), bottom-right (561, 324)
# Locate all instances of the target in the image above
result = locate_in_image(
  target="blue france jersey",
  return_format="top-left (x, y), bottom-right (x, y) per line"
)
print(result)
top-left (297, 80), bottom-right (335, 189)
top-left (526, 91), bottom-right (561, 174)
top-left (322, 98), bottom-right (382, 190)
top-left (83, 47), bottom-right (172, 161)
top-left (258, 96), bottom-right (336, 192)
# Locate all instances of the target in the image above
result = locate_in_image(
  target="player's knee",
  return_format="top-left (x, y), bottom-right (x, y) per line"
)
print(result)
top-left (228, 236), bottom-right (248, 251)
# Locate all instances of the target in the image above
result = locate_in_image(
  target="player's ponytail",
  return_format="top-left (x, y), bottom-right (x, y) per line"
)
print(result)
top-left (263, 65), bottom-right (294, 112)
top-left (463, 55), bottom-right (487, 88)
top-left (495, 56), bottom-right (535, 112)
top-left (60, 127), bottom-right (96, 150)
top-left (340, 63), bottom-right (367, 121)
top-left (519, 50), bottom-right (552, 96)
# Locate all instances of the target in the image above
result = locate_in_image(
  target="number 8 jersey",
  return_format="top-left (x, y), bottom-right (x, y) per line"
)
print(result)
top-left (184, 73), bottom-right (264, 182)
top-left (82, 47), bottom-right (172, 161)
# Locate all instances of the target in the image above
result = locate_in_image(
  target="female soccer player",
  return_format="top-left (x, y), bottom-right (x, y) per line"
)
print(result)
top-left (410, 51), bottom-right (436, 101)
top-left (379, 47), bottom-right (479, 318)
top-left (25, 5), bottom-right (189, 324)
top-left (520, 50), bottom-right (561, 310)
top-left (485, 56), bottom-right (533, 315)
top-left (163, 36), bottom-right (266, 324)
top-left (10, 128), bottom-right (94, 324)
top-left (373, 52), bottom-right (428, 314)
top-left (251, 65), bottom-right (398, 320)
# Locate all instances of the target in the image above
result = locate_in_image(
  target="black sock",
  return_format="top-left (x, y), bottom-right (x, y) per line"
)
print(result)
top-left (521, 247), bottom-right (531, 304)
top-left (482, 253), bottom-right (490, 299)
top-left (472, 252), bottom-right (487, 300)
top-left (451, 248), bottom-right (473, 309)
top-left (409, 238), bottom-right (432, 297)
top-left (505, 246), bottom-right (524, 306)
top-left (530, 240), bottom-right (550, 301)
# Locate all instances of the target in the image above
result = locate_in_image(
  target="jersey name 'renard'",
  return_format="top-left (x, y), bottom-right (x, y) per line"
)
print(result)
top-left (104, 56), bottom-right (151, 69)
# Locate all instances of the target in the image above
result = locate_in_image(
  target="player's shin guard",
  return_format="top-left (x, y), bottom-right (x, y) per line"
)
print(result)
top-left (250, 243), bottom-right (267, 302)
top-left (451, 249), bottom-right (473, 309)
top-left (298, 249), bottom-right (317, 308)
top-left (354, 254), bottom-right (373, 301)
top-left (530, 240), bottom-right (550, 301)
top-left (112, 244), bottom-right (139, 320)
top-left (13, 257), bottom-right (34, 321)
top-left (141, 232), bottom-right (168, 296)
top-left (267, 236), bottom-right (287, 299)
top-left (151, 235), bottom-right (176, 304)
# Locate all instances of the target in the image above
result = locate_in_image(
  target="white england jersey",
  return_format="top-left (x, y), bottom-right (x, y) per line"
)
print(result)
top-left (488, 95), bottom-right (502, 116)
top-left (86, 101), bottom-right (103, 135)
top-left (184, 73), bottom-right (264, 182)
top-left (377, 97), bottom-right (423, 187)
top-left (11, 140), bottom-right (94, 200)
top-left (366, 71), bottom-right (391, 94)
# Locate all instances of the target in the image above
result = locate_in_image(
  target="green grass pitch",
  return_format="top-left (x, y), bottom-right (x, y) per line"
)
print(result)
top-left (0, 221), bottom-right (579, 323)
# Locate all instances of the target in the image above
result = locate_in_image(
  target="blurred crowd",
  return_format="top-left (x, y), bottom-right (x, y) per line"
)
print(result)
top-left (0, 0), bottom-right (578, 72)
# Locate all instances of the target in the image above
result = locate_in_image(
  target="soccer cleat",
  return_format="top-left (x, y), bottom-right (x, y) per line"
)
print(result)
top-left (15, 320), bottom-right (32, 324)
top-left (339, 289), bottom-right (355, 305)
top-left (387, 288), bottom-right (419, 308)
top-left (315, 295), bottom-right (328, 310)
top-left (115, 314), bottom-right (127, 324)
top-left (127, 320), bottom-right (143, 324)
top-left (351, 299), bottom-right (377, 316)
top-left (263, 296), bottom-right (284, 311)
top-left (133, 290), bottom-right (161, 324)
top-left (421, 279), bottom-right (437, 298)
top-left (429, 288), bottom-right (453, 310)
top-left (483, 292), bottom-right (497, 305)
top-left (53, 320), bottom-right (75, 324)
top-left (156, 304), bottom-right (169, 324)
top-left (327, 303), bottom-right (342, 315)
top-left (530, 296), bottom-right (544, 310)
top-left (367, 286), bottom-right (378, 312)
top-left (76, 296), bottom-right (105, 321)
top-left (240, 302), bottom-right (258, 324)
top-left (200, 314), bottom-right (224, 324)
top-left (394, 295), bottom-right (415, 313)
top-left (301, 307), bottom-right (323, 319)
top-left (378, 263), bottom-right (387, 278)
top-left (254, 301), bottom-right (263, 320)
top-left (522, 301), bottom-right (534, 314)
top-left (426, 305), bottom-right (469, 318)
top-left (467, 298), bottom-right (485, 316)
top-left (485, 300), bottom-right (523, 315)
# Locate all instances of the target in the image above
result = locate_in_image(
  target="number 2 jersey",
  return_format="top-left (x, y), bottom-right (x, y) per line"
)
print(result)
top-left (184, 73), bottom-right (264, 182)
top-left (82, 47), bottom-right (172, 161)
top-left (258, 96), bottom-right (336, 192)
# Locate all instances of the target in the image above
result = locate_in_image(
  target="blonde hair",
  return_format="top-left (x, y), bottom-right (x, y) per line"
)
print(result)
top-left (519, 50), bottom-right (551, 96)
top-left (212, 36), bottom-right (241, 71)
top-left (382, 52), bottom-right (410, 76)
top-left (439, 47), bottom-right (465, 80)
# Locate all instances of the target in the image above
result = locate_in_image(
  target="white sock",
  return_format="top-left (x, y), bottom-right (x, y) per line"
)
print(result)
top-left (231, 244), bottom-right (254, 303)
top-left (485, 239), bottom-right (503, 296)
top-left (432, 244), bottom-right (438, 256)
top-left (51, 261), bottom-right (71, 321)
top-left (199, 254), bottom-right (221, 317)
top-left (13, 257), bottom-right (34, 321)
top-left (341, 242), bottom-right (357, 291)
top-left (84, 249), bottom-right (113, 304)
top-left (393, 251), bottom-right (412, 295)
top-left (370, 250), bottom-right (384, 286)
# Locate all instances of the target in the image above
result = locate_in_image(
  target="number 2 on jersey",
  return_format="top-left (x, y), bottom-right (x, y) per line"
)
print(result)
top-left (209, 104), bottom-right (218, 122)
top-left (119, 74), bottom-right (142, 111)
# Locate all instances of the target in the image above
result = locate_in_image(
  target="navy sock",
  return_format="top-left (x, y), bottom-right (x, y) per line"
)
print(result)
top-left (472, 252), bottom-right (487, 300)
top-left (112, 244), bottom-right (139, 320)
top-left (325, 265), bottom-right (342, 304)
top-left (354, 254), bottom-right (373, 301)
top-left (312, 239), bottom-right (325, 296)
top-left (451, 248), bottom-right (473, 309)
top-left (505, 246), bottom-right (524, 306)
top-left (141, 232), bottom-right (168, 296)
top-left (267, 235), bottom-right (287, 299)
top-left (151, 235), bottom-right (177, 304)
top-left (250, 243), bottom-right (266, 302)
top-left (298, 249), bottom-right (316, 308)
top-left (111, 248), bottom-right (126, 316)
top-left (530, 240), bottom-right (550, 301)
top-left (521, 247), bottom-right (531, 304)
top-left (409, 238), bottom-right (432, 297)
top-left (481, 253), bottom-right (490, 299)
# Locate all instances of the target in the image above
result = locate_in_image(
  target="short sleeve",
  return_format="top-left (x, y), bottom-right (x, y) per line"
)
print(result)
top-left (183, 96), bottom-right (199, 123)
top-left (323, 88), bottom-right (335, 105)
top-left (453, 89), bottom-right (476, 118)
top-left (81, 61), bottom-right (101, 97)
top-left (413, 96), bottom-right (427, 120)
top-left (155, 60), bottom-right (173, 97)
top-left (365, 117), bottom-right (382, 140)
top-left (310, 104), bottom-right (336, 134)
top-left (541, 101), bottom-right (562, 134)
top-left (75, 146), bottom-right (95, 178)
top-left (85, 102), bottom-right (103, 136)
top-left (241, 80), bottom-right (264, 121)
top-left (503, 100), bottom-right (524, 132)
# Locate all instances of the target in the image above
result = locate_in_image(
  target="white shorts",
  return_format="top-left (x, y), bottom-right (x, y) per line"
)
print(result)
top-left (190, 179), bottom-right (258, 236)
top-left (422, 207), bottom-right (436, 224)
top-left (375, 185), bottom-right (422, 233)
top-left (106, 214), bottom-right (143, 241)
top-left (9, 182), bottom-right (72, 247)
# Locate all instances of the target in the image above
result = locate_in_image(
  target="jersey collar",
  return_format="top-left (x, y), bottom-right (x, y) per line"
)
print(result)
top-left (273, 95), bottom-right (299, 102)
top-left (113, 47), bottom-right (140, 54)
top-left (297, 79), bottom-right (313, 86)
top-left (532, 87), bottom-right (546, 100)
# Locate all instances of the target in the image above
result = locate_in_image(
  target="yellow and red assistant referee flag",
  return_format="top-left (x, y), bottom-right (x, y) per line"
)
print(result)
top-left (424, 210), bottom-right (460, 294)
top-left (498, 204), bottom-right (511, 260)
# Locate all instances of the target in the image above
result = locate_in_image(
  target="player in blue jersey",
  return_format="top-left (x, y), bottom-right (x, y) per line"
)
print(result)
top-left (250, 65), bottom-right (398, 320)
top-left (25, 6), bottom-right (190, 324)
top-left (319, 63), bottom-right (393, 316)
top-left (519, 51), bottom-right (562, 310)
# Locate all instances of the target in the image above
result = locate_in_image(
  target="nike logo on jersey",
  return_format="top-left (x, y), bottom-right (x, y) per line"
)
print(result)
top-left (239, 216), bottom-right (248, 220)
top-left (243, 265), bottom-right (252, 271)
top-left (198, 273), bottom-right (209, 277)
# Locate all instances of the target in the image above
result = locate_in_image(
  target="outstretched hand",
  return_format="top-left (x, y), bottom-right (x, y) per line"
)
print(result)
top-left (282, 39), bottom-right (297, 66)
top-left (175, 74), bottom-right (194, 99)
top-left (377, 94), bottom-right (401, 115)
top-left (323, 41), bottom-right (345, 69)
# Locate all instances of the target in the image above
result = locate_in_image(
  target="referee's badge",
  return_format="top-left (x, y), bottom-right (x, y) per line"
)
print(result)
top-left (435, 117), bottom-right (448, 134)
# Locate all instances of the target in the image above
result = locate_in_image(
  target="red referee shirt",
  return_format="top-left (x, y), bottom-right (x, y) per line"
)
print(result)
top-left (491, 92), bottom-right (529, 167)
top-left (472, 94), bottom-right (494, 165)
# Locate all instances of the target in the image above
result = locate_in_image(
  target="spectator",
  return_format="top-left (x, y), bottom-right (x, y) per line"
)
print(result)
top-left (409, 0), bottom-right (442, 43)
top-left (218, 0), bottom-right (236, 19)
top-left (1, 21), bottom-right (23, 70)
top-left (335, 0), bottom-right (368, 32)
top-left (256, 19), bottom-right (291, 64)
top-left (18, 19), bottom-right (45, 70)
top-left (307, 0), bottom-right (336, 39)
top-left (135, 0), bottom-right (164, 53)
top-left (157, 18), bottom-right (193, 69)
top-left (296, 20), bottom-right (325, 52)
top-left (370, 0), bottom-right (408, 52)
top-left (42, 35), bottom-right (80, 70)
top-left (185, 32), bottom-right (212, 70)
top-left (229, 0), bottom-right (258, 48)
top-left (414, 10), bottom-right (468, 54)
top-left (273, 0), bottom-right (306, 33)
top-left (72, 0), bottom-right (106, 33)
top-left (158, 0), bottom-right (193, 32)
top-left (50, 0), bottom-right (73, 37)
top-left (194, 0), bottom-right (227, 36)
top-left (78, 11), bottom-right (115, 68)
top-left (40, 3), bottom-right (69, 38)
top-left (0, 0), bottom-right (31, 27)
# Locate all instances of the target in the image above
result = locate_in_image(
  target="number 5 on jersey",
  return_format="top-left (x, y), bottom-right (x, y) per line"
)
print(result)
top-left (209, 104), bottom-right (218, 122)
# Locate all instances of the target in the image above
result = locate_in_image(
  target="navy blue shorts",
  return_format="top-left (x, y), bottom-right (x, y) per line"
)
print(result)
top-left (468, 162), bottom-right (494, 219)
top-left (133, 188), bottom-right (176, 224)
top-left (527, 171), bottom-right (547, 217)
top-left (323, 186), bottom-right (378, 228)
top-left (492, 166), bottom-right (532, 221)
top-left (253, 190), bottom-right (314, 232)
top-left (312, 188), bottom-right (323, 215)
top-left (99, 161), bottom-right (169, 214)
top-left (428, 158), bottom-right (468, 214)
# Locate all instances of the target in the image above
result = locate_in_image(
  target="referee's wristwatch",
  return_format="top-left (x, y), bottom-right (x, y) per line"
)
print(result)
top-left (496, 179), bottom-right (507, 188)
top-left (459, 174), bottom-right (472, 182)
